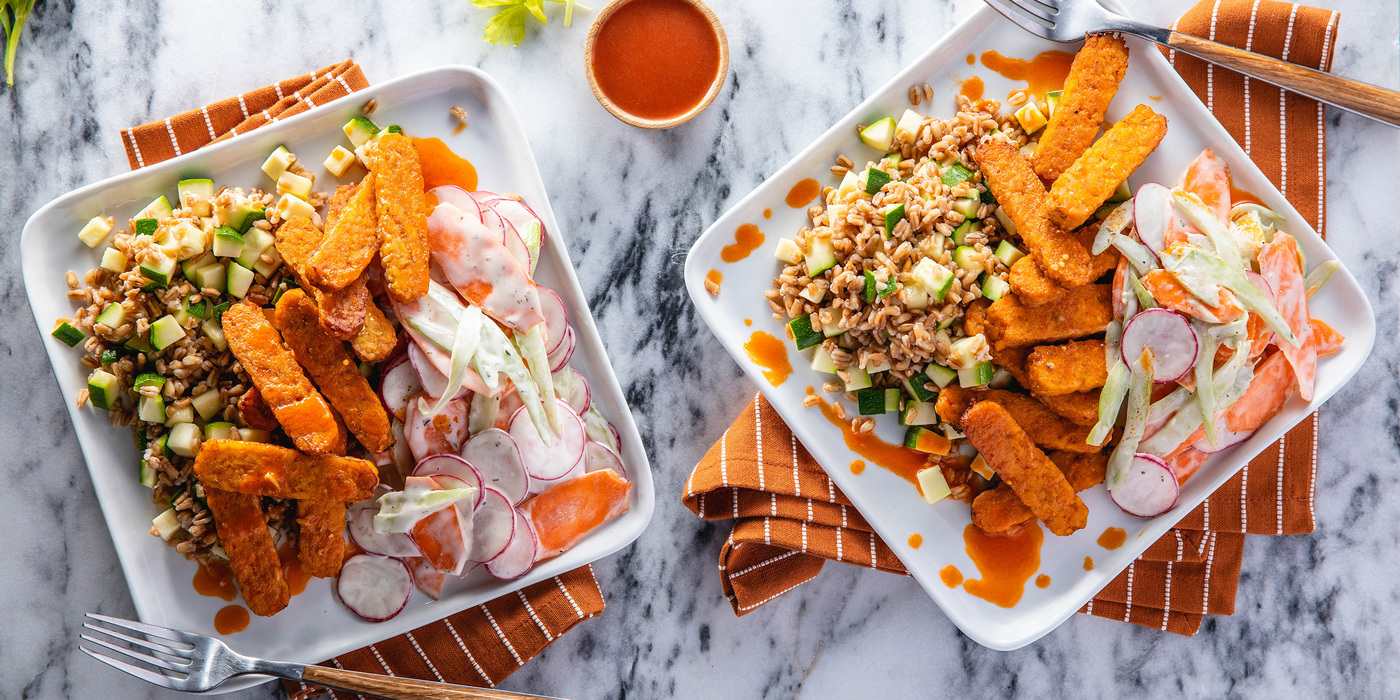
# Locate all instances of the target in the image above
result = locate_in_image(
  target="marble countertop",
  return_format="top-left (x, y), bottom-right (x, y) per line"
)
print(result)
top-left (2, 0), bottom-right (1396, 697)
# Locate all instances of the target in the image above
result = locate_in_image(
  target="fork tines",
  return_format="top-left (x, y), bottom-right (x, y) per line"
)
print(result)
top-left (79, 613), bottom-right (197, 689)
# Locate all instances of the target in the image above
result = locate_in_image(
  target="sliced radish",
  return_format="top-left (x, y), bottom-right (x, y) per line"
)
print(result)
top-left (378, 356), bottom-right (422, 421)
top-left (405, 556), bottom-right (446, 601)
top-left (1133, 183), bottom-right (1172, 255)
top-left (388, 420), bottom-right (414, 486)
top-left (1121, 308), bottom-right (1198, 383)
top-left (400, 323), bottom-right (453, 378)
top-left (495, 214), bottom-right (533, 276)
top-left (531, 458), bottom-right (585, 494)
top-left (347, 493), bottom-right (421, 557)
top-left (494, 387), bottom-right (523, 432)
top-left (461, 428), bottom-right (531, 505)
top-left (509, 400), bottom-right (586, 482)
top-left (584, 442), bottom-right (627, 479)
top-left (336, 554), bottom-right (412, 622)
top-left (538, 288), bottom-right (568, 354)
top-left (409, 505), bottom-right (470, 575)
top-left (413, 454), bottom-right (483, 493)
top-left (548, 326), bottom-right (576, 372)
top-left (1245, 270), bottom-right (1274, 300)
top-left (485, 510), bottom-right (537, 580)
top-left (1193, 428), bottom-right (1253, 453)
top-left (583, 406), bottom-right (623, 455)
top-left (428, 186), bottom-right (483, 223)
top-left (561, 368), bottom-right (590, 413)
top-left (1109, 453), bottom-right (1180, 517)
top-left (469, 487), bottom-right (516, 563)
top-left (405, 397), bottom-right (454, 461)
top-left (408, 343), bottom-right (470, 402)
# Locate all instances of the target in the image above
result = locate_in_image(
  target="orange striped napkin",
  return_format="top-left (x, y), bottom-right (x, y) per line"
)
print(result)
top-left (120, 61), bottom-right (606, 697)
top-left (683, 0), bottom-right (1339, 636)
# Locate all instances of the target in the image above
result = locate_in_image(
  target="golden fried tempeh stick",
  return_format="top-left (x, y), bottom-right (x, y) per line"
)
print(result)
top-left (309, 175), bottom-right (378, 291)
top-left (1032, 33), bottom-right (1131, 184)
top-left (204, 488), bottom-right (290, 616)
top-left (971, 452), bottom-right (1107, 533)
top-left (985, 283), bottom-right (1112, 350)
top-left (1010, 225), bottom-right (1121, 306)
top-left (274, 289), bottom-right (392, 452)
top-left (962, 402), bottom-right (1089, 536)
top-left (1027, 339), bottom-right (1109, 396)
top-left (936, 386), bottom-right (1104, 453)
top-left (991, 346), bottom-right (1101, 426)
top-left (274, 211), bottom-right (370, 340)
top-left (194, 439), bottom-right (379, 501)
top-left (369, 133), bottom-right (430, 302)
top-left (297, 500), bottom-right (347, 578)
top-left (222, 301), bottom-right (341, 454)
top-left (975, 139), bottom-right (1094, 287)
top-left (1048, 104), bottom-right (1168, 230)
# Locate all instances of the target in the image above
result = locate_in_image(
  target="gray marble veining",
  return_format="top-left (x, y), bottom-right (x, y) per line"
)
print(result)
top-left (1, 0), bottom-right (1397, 698)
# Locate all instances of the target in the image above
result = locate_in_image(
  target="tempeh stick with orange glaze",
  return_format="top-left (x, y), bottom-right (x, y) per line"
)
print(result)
top-left (985, 283), bottom-right (1113, 349)
top-left (936, 386), bottom-right (1105, 453)
top-left (971, 452), bottom-right (1107, 533)
top-left (961, 401), bottom-right (1089, 536)
top-left (975, 139), bottom-right (1094, 287)
top-left (368, 133), bottom-right (430, 302)
top-left (204, 488), bottom-right (290, 616)
top-left (1048, 104), bottom-right (1168, 230)
top-left (309, 174), bottom-right (378, 291)
top-left (1027, 339), bottom-right (1109, 396)
top-left (193, 439), bottom-right (379, 501)
top-left (1032, 33), bottom-right (1131, 184)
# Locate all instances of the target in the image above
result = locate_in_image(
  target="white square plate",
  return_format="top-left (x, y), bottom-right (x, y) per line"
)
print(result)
top-left (684, 6), bottom-right (1374, 650)
top-left (23, 66), bottom-right (654, 691)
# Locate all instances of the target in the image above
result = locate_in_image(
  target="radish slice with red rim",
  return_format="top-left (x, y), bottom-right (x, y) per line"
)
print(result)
top-left (1109, 453), bottom-right (1180, 517)
top-left (485, 509), bottom-right (537, 580)
top-left (538, 288), bottom-right (568, 354)
top-left (1133, 183), bottom-right (1172, 255)
top-left (564, 368), bottom-right (590, 413)
top-left (428, 186), bottom-right (483, 222)
top-left (509, 400), bottom-right (585, 482)
top-left (408, 343), bottom-right (470, 402)
top-left (405, 397), bottom-right (470, 460)
top-left (347, 493), bottom-right (421, 558)
top-left (336, 554), bottom-right (412, 622)
top-left (493, 387), bottom-right (523, 432)
top-left (548, 327), bottom-right (576, 372)
top-left (584, 442), bottom-right (626, 479)
top-left (468, 487), bottom-right (516, 563)
top-left (413, 454), bottom-right (483, 493)
top-left (1121, 308), bottom-right (1198, 382)
top-left (461, 429), bottom-right (531, 505)
top-left (1193, 428), bottom-right (1253, 453)
top-left (378, 356), bottom-right (422, 421)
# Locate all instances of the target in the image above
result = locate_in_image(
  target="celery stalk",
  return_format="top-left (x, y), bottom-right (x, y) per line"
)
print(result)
top-left (1106, 350), bottom-right (1155, 491)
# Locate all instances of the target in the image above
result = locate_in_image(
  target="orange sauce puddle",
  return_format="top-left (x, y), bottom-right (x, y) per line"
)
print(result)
top-left (706, 269), bottom-right (723, 293)
top-left (451, 122), bottom-right (467, 136)
top-left (1097, 527), bottom-right (1127, 550)
top-left (413, 137), bottom-right (478, 192)
top-left (1035, 574), bottom-right (1051, 589)
top-left (763, 208), bottom-right (772, 219)
top-left (1230, 180), bottom-right (1265, 207)
top-left (813, 397), bottom-right (930, 484)
top-left (980, 50), bottom-right (1075, 100)
top-left (908, 533), bottom-right (923, 549)
top-left (940, 565), bottom-right (964, 587)
top-left (280, 544), bottom-right (312, 596)
top-left (193, 560), bottom-right (238, 602)
top-left (785, 178), bottom-right (822, 208)
top-left (1147, 94), bottom-right (1163, 102)
top-left (744, 318), bottom-right (753, 326)
top-left (1084, 556), bottom-right (1095, 571)
top-left (744, 331), bottom-right (791, 386)
top-left (959, 76), bottom-right (984, 101)
top-left (961, 521), bottom-right (1043, 608)
top-left (805, 386), bottom-right (815, 395)
top-left (214, 605), bottom-right (250, 635)
top-left (590, 0), bottom-right (722, 121)
top-left (721, 223), bottom-right (765, 262)
top-left (966, 53), bottom-right (976, 65)
top-left (850, 459), bottom-right (865, 475)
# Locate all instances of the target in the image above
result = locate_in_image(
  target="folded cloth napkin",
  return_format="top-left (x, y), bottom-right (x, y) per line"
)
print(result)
top-left (121, 61), bottom-right (606, 697)
top-left (683, 0), bottom-right (1339, 636)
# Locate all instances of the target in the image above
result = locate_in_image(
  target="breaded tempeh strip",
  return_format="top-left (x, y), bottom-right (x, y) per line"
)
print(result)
top-left (985, 283), bottom-right (1112, 350)
top-left (991, 346), bottom-right (1101, 426)
top-left (1032, 33), bottom-right (1131, 184)
top-left (297, 500), bottom-right (347, 578)
top-left (1010, 225), bottom-right (1121, 306)
top-left (1027, 339), bottom-right (1109, 396)
top-left (237, 386), bottom-right (279, 431)
top-left (310, 174), bottom-right (379, 291)
top-left (274, 289), bottom-right (392, 452)
top-left (975, 139), bottom-right (1094, 286)
top-left (963, 298), bottom-right (991, 338)
top-left (962, 402), bottom-right (1088, 536)
top-left (369, 133), bottom-right (430, 302)
top-left (204, 488), bottom-right (290, 616)
top-left (222, 301), bottom-right (341, 454)
top-left (273, 211), bottom-right (370, 340)
top-left (194, 439), bottom-right (379, 501)
top-left (971, 452), bottom-right (1107, 533)
top-left (1049, 104), bottom-right (1168, 230)
top-left (349, 304), bottom-right (399, 362)
top-left (936, 386), bottom-right (1104, 453)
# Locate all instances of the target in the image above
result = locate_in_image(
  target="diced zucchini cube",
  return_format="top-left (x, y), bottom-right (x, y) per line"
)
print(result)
top-left (788, 315), bottom-right (824, 351)
top-left (858, 167), bottom-right (892, 195)
top-left (253, 244), bottom-right (283, 279)
top-left (201, 318), bottom-right (228, 351)
top-left (774, 238), bottom-right (803, 264)
top-left (980, 274), bottom-right (1011, 302)
top-left (905, 426), bottom-right (952, 456)
top-left (132, 218), bottom-right (159, 237)
top-left (324, 146), bottom-right (358, 177)
top-left (865, 355), bottom-right (893, 374)
top-left (204, 422), bottom-right (236, 441)
top-left (191, 389), bottom-right (223, 421)
top-left (895, 109), bottom-right (923, 142)
top-left (798, 283), bottom-right (826, 304)
top-left (900, 401), bottom-right (939, 426)
top-left (958, 361), bottom-right (994, 388)
top-left (165, 404), bottom-right (194, 427)
top-left (838, 367), bottom-right (872, 392)
top-left (343, 117), bottom-right (381, 148)
top-left (212, 226), bottom-right (244, 258)
top-left (883, 387), bottom-right (900, 412)
top-left (192, 262), bottom-right (227, 292)
top-left (138, 394), bottom-right (166, 423)
top-left (180, 252), bottom-right (214, 281)
top-left (835, 170), bottom-right (859, 200)
top-left (911, 258), bottom-right (954, 302)
top-left (1045, 90), bottom-right (1062, 116)
top-left (993, 240), bottom-right (1025, 267)
top-left (86, 369), bottom-right (119, 410)
top-left (235, 227), bottom-right (275, 269)
top-left (994, 205), bottom-right (1017, 237)
top-left (261, 145), bottom-right (295, 180)
top-left (78, 215), bottom-right (115, 247)
top-left (133, 372), bottom-right (165, 391)
top-left (100, 247), bottom-right (128, 273)
top-left (1014, 101), bottom-right (1048, 133)
top-left (969, 454), bottom-right (994, 480)
top-left (166, 421), bottom-right (200, 456)
top-left (149, 315), bottom-right (185, 350)
top-left (226, 262), bottom-right (254, 299)
top-left (273, 193), bottom-right (316, 222)
top-left (941, 164), bottom-right (974, 187)
top-left (883, 203), bottom-right (905, 236)
top-left (811, 346), bottom-right (837, 374)
top-left (138, 195), bottom-right (173, 220)
top-left (820, 313), bottom-right (845, 338)
top-left (165, 220), bottom-right (209, 261)
top-left (138, 255), bottom-right (177, 288)
top-left (1109, 179), bottom-right (1132, 203)
top-left (236, 428), bottom-right (273, 443)
top-left (953, 245), bottom-right (983, 273)
top-left (953, 196), bottom-right (981, 220)
top-left (94, 303), bottom-right (125, 328)
top-left (859, 117), bottom-right (896, 152)
top-left (805, 237), bottom-right (838, 278)
top-left (925, 364), bottom-right (959, 390)
top-left (152, 508), bottom-right (181, 540)
top-left (856, 388), bottom-right (889, 415)
top-left (901, 285), bottom-right (929, 311)
top-left (916, 466), bottom-right (952, 504)
top-left (276, 171), bottom-right (313, 201)
top-left (177, 178), bottom-right (215, 217)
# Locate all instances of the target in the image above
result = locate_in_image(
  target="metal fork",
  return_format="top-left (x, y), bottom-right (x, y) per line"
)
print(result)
top-left (79, 613), bottom-right (563, 700)
top-left (983, 0), bottom-right (1400, 127)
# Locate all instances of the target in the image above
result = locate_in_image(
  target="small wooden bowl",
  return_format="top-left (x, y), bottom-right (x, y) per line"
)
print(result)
top-left (583, 0), bottom-right (729, 129)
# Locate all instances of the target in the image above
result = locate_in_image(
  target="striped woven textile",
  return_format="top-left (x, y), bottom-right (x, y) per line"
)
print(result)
top-left (119, 61), bottom-right (606, 697)
top-left (683, 0), bottom-right (1339, 636)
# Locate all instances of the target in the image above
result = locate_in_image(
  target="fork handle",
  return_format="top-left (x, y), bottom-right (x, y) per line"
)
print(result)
top-left (1166, 31), bottom-right (1400, 126)
top-left (301, 665), bottom-right (560, 700)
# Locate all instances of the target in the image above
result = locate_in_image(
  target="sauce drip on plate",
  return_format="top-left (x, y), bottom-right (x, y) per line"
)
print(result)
top-left (1097, 527), bottom-right (1127, 550)
top-left (1035, 574), bottom-right (1051, 589)
top-left (959, 76), bottom-right (985, 101)
top-left (744, 331), bottom-right (791, 386)
top-left (785, 178), bottom-right (822, 208)
top-left (193, 560), bottom-right (238, 602)
top-left (214, 605), bottom-right (250, 635)
top-left (813, 397), bottom-right (929, 483)
top-left (1084, 556), bottom-right (1095, 571)
top-left (413, 137), bottom-right (478, 192)
top-left (980, 49), bottom-right (1075, 99)
top-left (849, 459), bottom-right (865, 475)
top-left (940, 565), bottom-right (964, 587)
top-left (280, 544), bottom-right (312, 596)
top-left (706, 269), bottom-right (723, 293)
top-left (908, 533), bottom-right (923, 549)
top-left (961, 521), bottom-right (1043, 608)
top-left (590, 0), bottom-right (722, 121)
top-left (721, 223), bottom-right (765, 262)
top-left (763, 208), bottom-right (773, 219)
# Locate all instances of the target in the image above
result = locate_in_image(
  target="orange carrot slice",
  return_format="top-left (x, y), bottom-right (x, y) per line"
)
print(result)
top-left (1140, 269), bottom-right (1246, 323)
top-left (1178, 148), bottom-right (1232, 223)
top-left (1169, 448), bottom-right (1211, 485)
top-left (1258, 233), bottom-right (1316, 400)
top-left (1111, 257), bottom-right (1129, 318)
top-left (521, 470), bottom-right (631, 560)
top-left (1312, 319), bottom-right (1345, 357)
top-left (1167, 351), bottom-right (1297, 458)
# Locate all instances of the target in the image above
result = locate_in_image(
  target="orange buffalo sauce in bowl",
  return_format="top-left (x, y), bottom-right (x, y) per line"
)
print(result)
top-left (585, 0), bottom-right (728, 128)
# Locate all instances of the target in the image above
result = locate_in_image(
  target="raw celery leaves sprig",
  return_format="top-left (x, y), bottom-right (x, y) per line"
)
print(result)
top-left (468, 0), bottom-right (591, 47)
top-left (1, 0), bottom-right (34, 87)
